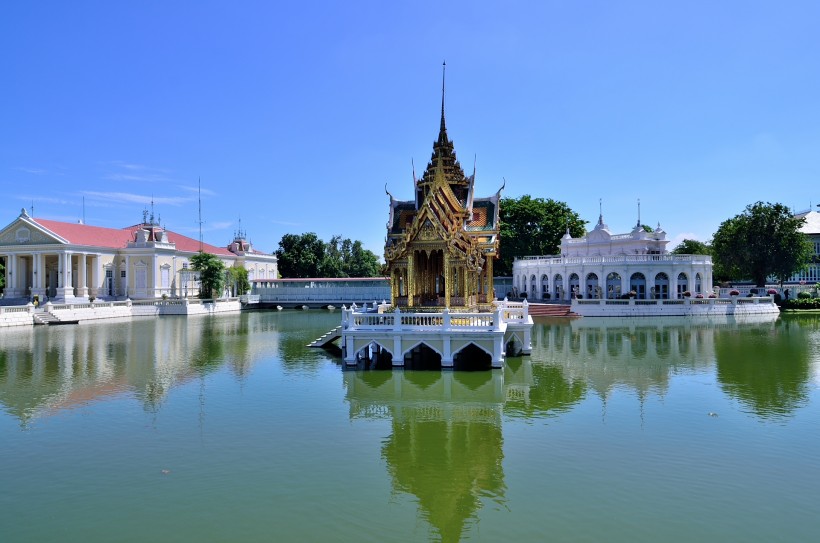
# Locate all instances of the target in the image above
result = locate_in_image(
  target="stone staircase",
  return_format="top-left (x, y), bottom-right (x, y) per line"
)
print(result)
top-left (32, 312), bottom-right (62, 325)
top-left (307, 326), bottom-right (342, 349)
top-left (526, 303), bottom-right (578, 318)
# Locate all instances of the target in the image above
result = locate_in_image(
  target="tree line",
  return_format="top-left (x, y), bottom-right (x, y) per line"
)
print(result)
top-left (275, 233), bottom-right (381, 278)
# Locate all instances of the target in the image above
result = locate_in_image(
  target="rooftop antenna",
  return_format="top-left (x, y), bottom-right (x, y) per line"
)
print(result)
top-left (197, 177), bottom-right (204, 251)
top-left (637, 198), bottom-right (641, 228)
top-left (82, 196), bottom-right (86, 225)
top-left (30, 200), bottom-right (34, 217)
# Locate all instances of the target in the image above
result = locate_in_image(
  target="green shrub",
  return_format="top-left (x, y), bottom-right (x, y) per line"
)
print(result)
top-left (797, 291), bottom-right (812, 299)
top-left (783, 298), bottom-right (820, 310)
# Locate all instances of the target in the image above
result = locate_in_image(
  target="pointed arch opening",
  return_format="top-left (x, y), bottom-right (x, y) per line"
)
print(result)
top-left (403, 343), bottom-right (442, 370)
top-left (453, 343), bottom-right (492, 371)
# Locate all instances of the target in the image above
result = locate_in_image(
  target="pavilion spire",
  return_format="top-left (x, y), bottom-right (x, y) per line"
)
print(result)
top-left (438, 60), bottom-right (447, 143)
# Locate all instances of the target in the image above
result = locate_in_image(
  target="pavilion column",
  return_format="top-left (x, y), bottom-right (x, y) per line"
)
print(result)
top-left (444, 252), bottom-right (451, 308)
top-left (407, 252), bottom-right (414, 307)
top-left (486, 257), bottom-right (494, 300)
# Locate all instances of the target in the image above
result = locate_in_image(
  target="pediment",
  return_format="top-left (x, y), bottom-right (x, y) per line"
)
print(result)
top-left (0, 218), bottom-right (67, 246)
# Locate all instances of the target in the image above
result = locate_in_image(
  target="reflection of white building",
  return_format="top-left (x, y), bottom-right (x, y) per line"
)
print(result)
top-left (513, 213), bottom-right (713, 301)
top-left (0, 208), bottom-right (277, 302)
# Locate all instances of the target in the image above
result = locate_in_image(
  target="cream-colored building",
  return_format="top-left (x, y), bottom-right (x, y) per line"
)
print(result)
top-left (0, 208), bottom-right (277, 302)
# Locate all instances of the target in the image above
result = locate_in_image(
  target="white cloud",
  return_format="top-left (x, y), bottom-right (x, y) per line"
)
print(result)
top-left (178, 184), bottom-right (218, 197)
top-left (15, 167), bottom-right (47, 175)
top-left (82, 191), bottom-right (194, 206)
top-left (15, 195), bottom-right (73, 206)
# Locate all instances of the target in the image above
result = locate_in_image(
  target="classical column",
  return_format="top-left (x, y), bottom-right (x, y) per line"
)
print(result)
top-left (56, 252), bottom-right (74, 299)
top-left (77, 253), bottom-right (88, 297)
top-left (124, 256), bottom-right (130, 297)
top-left (9, 254), bottom-right (18, 295)
top-left (31, 253), bottom-right (45, 299)
top-left (90, 255), bottom-right (100, 298)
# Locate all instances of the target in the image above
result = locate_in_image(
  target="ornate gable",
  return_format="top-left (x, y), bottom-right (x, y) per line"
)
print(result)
top-left (0, 210), bottom-right (68, 247)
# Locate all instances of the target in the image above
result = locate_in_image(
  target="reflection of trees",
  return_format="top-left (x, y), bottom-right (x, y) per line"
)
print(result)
top-left (344, 371), bottom-right (506, 543)
top-left (503, 359), bottom-right (585, 418)
top-left (716, 317), bottom-right (812, 419)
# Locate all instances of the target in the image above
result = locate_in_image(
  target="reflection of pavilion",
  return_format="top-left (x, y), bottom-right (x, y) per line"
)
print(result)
top-left (0, 314), bottom-right (269, 426)
top-left (344, 363), bottom-right (585, 542)
top-left (344, 370), bottom-right (507, 543)
top-left (343, 361), bottom-right (588, 542)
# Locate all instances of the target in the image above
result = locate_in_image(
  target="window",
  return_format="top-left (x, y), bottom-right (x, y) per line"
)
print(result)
top-left (120, 270), bottom-right (126, 278)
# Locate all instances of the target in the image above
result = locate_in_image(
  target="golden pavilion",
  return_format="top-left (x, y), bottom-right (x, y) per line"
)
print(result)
top-left (385, 73), bottom-right (502, 311)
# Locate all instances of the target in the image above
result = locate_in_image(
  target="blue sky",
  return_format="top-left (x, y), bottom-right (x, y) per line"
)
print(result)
top-left (3, 1), bottom-right (819, 260)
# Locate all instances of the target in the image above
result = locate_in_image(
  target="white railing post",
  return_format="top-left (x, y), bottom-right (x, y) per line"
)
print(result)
top-left (443, 307), bottom-right (450, 330)
top-left (394, 306), bottom-right (402, 331)
top-left (494, 307), bottom-right (502, 331)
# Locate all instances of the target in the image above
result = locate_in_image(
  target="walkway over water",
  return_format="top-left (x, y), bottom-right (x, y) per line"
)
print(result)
top-left (251, 277), bottom-right (391, 309)
top-left (251, 277), bottom-right (523, 309)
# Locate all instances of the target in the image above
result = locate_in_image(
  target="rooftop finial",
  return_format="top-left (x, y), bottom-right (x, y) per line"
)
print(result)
top-left (438, 60), bottom-right (447, 142)
top-left (637, 198), bottom-right (641, 228)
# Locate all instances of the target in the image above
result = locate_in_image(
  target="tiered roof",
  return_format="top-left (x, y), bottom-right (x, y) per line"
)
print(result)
top-left (385, 69), bottom-right (502, 265)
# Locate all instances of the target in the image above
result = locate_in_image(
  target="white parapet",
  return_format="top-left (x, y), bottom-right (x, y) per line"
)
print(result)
top-left (571, 296), bottom-right (780, 317)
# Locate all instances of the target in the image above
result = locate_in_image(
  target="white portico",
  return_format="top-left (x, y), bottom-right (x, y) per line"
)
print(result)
top-left (0, 208), bottom-right (277, 302)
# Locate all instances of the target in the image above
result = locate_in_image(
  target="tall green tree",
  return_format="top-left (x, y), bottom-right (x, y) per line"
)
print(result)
top-left (711, 201), bottom-right (812, 286)
top-left (671, 239), bottom-right (711, 255)
top-left (0, 258), bottom-right (5, 290)
top-left (346, 240), bottom-right (381, 277)
top-left (276, 232), bottom-right (326, 278)
top-left (279, 233), bottom-right (382, 278)
top-left (497, 195), bottom-right (585, 276)
top-left (190, 251), bottom-right (226, 299)
top-left (227, 265), bottom-right (250, 295)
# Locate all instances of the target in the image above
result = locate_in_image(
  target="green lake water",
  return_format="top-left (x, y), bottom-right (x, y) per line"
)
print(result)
top-left (1, 311), bottom-right (818, 542)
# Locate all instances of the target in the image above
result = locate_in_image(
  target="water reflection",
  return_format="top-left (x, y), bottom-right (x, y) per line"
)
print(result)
top-left (0, 313), bottom-right (276, 425)
top-left (344, 362), bottom-right (586, 542)
top-left (715, 315), bottom-right (815, 418)
top-left (344, 370), bottom-right (507, 543)
top-left (528, 315), bottom-right (818, 420)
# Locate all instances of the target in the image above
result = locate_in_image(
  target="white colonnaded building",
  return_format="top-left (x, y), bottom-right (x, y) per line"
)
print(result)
top-left (512, 212), bottom-right (714, 302)
top-left (0, 208), bottom-right (277, 303)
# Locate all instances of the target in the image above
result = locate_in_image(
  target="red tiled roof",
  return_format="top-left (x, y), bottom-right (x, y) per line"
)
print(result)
top-left (32, 218), bottom-right (234, 256)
